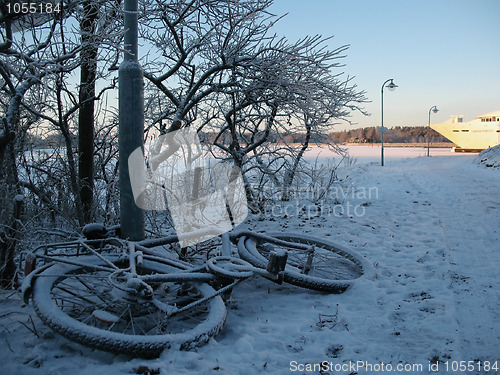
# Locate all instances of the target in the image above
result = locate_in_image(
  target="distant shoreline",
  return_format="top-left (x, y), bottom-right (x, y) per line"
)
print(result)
top-left (287, 142), bottom-right (455, 148)
top-left (344, 142), bottom-right (455, 148)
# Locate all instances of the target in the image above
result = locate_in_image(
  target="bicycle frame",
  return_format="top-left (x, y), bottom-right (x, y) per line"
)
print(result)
top-left (21, 229), bottom-right (289, 311)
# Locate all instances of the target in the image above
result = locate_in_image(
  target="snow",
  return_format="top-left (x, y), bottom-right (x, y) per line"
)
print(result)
top-left (475, 145), bottom-right (500, 168)
top-left (92, 310), bottom-right (121, 324)
top-left (14, 194), bottom-right (24, 202)
top-left (1, 146), bottom-right (499, 374)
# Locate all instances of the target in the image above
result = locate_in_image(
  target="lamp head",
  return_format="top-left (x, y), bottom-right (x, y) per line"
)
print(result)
top-left (386, 80), bottom-right (398, 91)
top-left (432, 106), bottom-right (439, 114)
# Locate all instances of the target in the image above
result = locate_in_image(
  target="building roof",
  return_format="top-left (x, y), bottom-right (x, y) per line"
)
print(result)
top-left (477, 110), bottom-right (500, 118)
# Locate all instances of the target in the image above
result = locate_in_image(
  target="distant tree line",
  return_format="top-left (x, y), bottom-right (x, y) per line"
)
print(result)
top-left (204, 125), bottom-right (451, 145)
top-left (328, 126), bottom-right (451, 144)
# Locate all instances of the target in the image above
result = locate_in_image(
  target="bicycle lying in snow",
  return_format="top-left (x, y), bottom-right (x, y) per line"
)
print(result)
top-left (21, 226), bottom-right (374, 357)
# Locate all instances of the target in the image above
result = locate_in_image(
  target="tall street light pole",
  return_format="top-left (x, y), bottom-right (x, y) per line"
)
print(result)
top-left (380, 79), bottom-right (398, 166)
top-left (427, 105), bottom-right (439, 157)
top-left (119, 0), bottom-right (144, 240)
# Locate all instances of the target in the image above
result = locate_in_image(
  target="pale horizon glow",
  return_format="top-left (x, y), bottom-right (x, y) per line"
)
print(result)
top-left (269, 0), bottom-right (500, 130)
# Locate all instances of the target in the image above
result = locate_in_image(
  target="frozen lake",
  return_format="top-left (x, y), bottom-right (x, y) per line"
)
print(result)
top-left (304, 144), bottom-right (476, 165)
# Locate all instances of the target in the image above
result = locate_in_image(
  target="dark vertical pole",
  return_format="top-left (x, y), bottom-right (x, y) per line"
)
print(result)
top-left (427, 109), bottom-right (431, 157)
top-left (381, 85), bottom-right (384, 167)
top-left (119, 0), bottom-right (144, 240)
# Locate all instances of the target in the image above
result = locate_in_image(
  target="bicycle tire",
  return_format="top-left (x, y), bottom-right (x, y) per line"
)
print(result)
top-left (237, 232), bottom-right (374, 293)
top-left (30, 258), bottom-right (226, 357)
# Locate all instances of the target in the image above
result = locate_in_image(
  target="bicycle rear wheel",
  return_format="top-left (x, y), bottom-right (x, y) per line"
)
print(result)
top-left (237, 233), bottom-right (373, 293)
top-left (30, 258), bottom-right (226, 357)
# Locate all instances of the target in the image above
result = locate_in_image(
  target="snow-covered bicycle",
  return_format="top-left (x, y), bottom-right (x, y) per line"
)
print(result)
top-left (21, 226), bottom-right (373, 357)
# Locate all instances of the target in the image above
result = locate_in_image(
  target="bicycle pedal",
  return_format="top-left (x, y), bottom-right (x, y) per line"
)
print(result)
top-left (266, 250), bottom-right (288, 278)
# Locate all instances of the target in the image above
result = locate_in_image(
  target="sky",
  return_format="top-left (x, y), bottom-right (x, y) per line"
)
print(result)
top-left (268, 0), bottom-right (500, 130)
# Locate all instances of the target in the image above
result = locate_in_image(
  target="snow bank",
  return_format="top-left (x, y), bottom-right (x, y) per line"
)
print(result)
top-left (475, 144), bottom-right (500, 168)
top-left (2, 153), bottom-right (499, 375)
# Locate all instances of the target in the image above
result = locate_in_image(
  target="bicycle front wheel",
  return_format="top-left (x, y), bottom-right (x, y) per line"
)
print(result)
top-left (30, 258), bottom-right (226, 357)
top-left (237, 232), bottom-right (374, 293)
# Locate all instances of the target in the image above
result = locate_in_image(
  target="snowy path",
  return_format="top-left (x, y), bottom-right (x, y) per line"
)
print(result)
top-left (339, 154), bottom-right (500, 368)
top-left (403, 156), bottom-right (500, 362)
top-left (1, 154), bottom-right (499, 374)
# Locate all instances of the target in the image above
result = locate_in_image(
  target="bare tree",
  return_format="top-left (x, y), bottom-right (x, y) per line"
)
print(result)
top-left (0, 6), bottom-right (82, 285)
top-left (207, 34), bottom-right (367, 204)
top-left (0, 1), bottom-right (121, 285)
top-left (78, 0), bottom-right (123, 223)
top-left (0, 0), bottom-right (367, 285)
top-left (138, 0), bottom-right (366, 211)
top-left (139, 0), bottom-right (280, 131)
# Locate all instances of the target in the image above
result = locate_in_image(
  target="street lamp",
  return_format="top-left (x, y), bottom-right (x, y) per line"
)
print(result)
top-left (380, 79), bottom-right (398, 166)
top-left (427, 106), bottom-right (439, 157)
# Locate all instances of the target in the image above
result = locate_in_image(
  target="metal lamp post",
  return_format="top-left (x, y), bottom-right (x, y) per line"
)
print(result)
top-left (119, 0), bottom-right (144, 240)
top-left (380, 79), bottom-right (398, 166)
top-left (427, 105), bottom-right (439, 157)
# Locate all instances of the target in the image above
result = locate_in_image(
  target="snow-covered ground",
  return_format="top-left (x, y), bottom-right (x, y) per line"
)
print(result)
top-left (1, 146), bottom-right (499, 375)
top-left (475, 145), bottom-right (500, 169)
